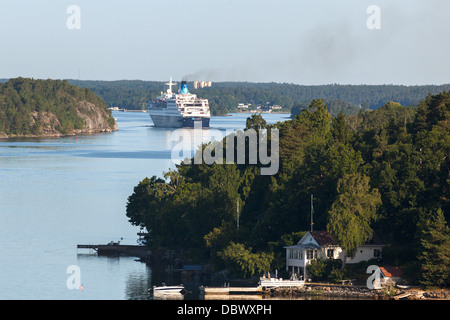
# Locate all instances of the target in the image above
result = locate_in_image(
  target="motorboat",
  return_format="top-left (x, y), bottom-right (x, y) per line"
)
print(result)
top-left (151, 283), bottom-right (185, 295)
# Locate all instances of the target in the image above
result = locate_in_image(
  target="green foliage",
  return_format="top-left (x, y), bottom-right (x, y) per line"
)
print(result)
top-left (245, 113), bottom-right (267, 132)
top-left (217, 242), bottom-right (274, 278)
top-left (65, 79), bottom-right (450, 116)
top-left (126, 92), bottom-right (450, 286)
top-left (417, 208), bottom-right (450, 288)
top-left (327, 173), bottom-right (382, 258)
top-left (0, 77), bottom-right (115, 136)
top-left (307, 259), bottom-right (344, 283)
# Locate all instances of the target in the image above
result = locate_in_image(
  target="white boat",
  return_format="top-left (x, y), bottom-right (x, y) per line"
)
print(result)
top-left (152, 284), bottom-right (185, 294)
top-left (147, 77), bottom-right (210, 128)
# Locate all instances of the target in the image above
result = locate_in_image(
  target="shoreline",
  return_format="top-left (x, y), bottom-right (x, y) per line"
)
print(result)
top-left (263, 283), bottom-right (450, 300)
top-left (0, 128), bottom-right (118, 140)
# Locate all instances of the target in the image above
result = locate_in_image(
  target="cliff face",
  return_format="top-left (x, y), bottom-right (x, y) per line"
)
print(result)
top-left (27, 101), bottom-right (118, 137)
top-left (75, 100), bottom-right (118, 134)
top-left (0, 78), bottom-right (118, 138)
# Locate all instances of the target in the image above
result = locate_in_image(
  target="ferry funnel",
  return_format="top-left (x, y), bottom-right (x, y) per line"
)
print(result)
top-left (180, 81), bottom-right (189, 94)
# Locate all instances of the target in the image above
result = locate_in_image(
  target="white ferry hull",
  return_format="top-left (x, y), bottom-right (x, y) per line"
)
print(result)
top-left (147, 78), bottom-right (210, 128)
top-left (149, 114), bottom-right (184, 128)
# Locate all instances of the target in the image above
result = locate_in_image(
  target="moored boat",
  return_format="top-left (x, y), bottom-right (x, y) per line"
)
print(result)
top-left (151, 283), bottom-right (185, 294)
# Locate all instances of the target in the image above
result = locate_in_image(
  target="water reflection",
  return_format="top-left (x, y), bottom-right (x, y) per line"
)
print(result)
top-left (125, 267), bottom-right (152, 300)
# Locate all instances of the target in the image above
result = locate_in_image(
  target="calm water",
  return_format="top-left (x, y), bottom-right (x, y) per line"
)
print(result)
top-left (0, 111), bottom-right (288, 300)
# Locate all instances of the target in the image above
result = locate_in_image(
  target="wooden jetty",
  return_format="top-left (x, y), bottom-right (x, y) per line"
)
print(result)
top-left (199, 286), bottom-right (262, 298)
top-left (259, 278), bottom-right (305, 289)
top-left (199, 285), bottom-right (263, 300)
top-left (77, 243), bottom-right (150, 258)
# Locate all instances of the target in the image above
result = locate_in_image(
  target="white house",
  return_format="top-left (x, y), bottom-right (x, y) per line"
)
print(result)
top-left (284, 231), bottom-right (384, 277)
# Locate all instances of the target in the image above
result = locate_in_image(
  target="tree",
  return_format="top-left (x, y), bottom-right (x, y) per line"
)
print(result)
top-left (417, 208), bottom-right (450, 287)
top-left (331, 111), bottom-right (354, 145)
top-left (245, 113), bottom-right (267, 132)
top-left (125, 176), bottom-right (168, 228)
top-left (308, 259), bottom-right (344, 282)
top-left (327, 173), bottom-right (382, 260)
top-left (217, 242), bottom-right (274, 278)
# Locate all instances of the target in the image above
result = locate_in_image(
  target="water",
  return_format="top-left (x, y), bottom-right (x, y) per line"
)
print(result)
top-left (0, 111), bottom-right (288, 300)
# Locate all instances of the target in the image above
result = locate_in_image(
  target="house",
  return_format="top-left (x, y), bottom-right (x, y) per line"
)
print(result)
top-left (284, 231), bottom-right (384, 277)
top-left (379, 266), bottom-right (403, 285)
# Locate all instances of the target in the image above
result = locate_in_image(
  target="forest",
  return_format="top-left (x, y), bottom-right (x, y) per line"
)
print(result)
top-left (65, 79), bottom-right (450, 117)
top-left (0, 77), bottom-right (115, 136)
top-left (126, 91), bottom-right (450, 287)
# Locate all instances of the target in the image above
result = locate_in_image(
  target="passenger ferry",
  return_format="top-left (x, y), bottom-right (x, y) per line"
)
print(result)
top-left (147, 77), bottom-right (210, 128)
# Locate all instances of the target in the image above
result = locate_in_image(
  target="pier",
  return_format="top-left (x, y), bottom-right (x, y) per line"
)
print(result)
top-left (77, 243), bottom-right (150, 258)
top-left (199, 286), bottom-right (262, 300)
top-left (259, 278), bottom-right (305, 289)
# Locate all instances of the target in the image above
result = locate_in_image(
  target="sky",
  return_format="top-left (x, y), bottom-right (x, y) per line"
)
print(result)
top-left (0, 0), bottom-right (449, 85)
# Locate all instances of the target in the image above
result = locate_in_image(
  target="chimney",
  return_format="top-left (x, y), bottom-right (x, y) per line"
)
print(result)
top-left (180, 81), bottom-right (189, 94)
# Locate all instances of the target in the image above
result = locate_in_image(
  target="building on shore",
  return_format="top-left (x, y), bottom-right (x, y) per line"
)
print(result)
top-left (284, 231), bottom-right (384, 277)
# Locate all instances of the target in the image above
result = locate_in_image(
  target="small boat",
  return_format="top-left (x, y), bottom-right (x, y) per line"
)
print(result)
top-left (396, 284), bottom-right (411, 289)
top-left (152, 283), bottom-right (185, 295)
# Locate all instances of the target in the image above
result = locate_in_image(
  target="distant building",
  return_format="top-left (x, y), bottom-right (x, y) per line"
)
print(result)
top-left (193, 81), bottom-right (212, 89)
top-left (284, 231), bottom-right (384, 276)
top-left (237, 103), bottom-right (249, 109)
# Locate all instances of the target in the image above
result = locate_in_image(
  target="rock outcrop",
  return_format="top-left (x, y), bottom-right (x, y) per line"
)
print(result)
top-left (0, 78), bottom-right (118, 138)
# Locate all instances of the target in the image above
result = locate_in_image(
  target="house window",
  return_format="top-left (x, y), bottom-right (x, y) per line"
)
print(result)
top-left (307, 250), bottom-right (316, 259)
top-left (327, 249), bottom-right (334, 259)
top-left (374, 249), bottom-right (382, 258)
top-left (289, 249), bottom-right (303, 259)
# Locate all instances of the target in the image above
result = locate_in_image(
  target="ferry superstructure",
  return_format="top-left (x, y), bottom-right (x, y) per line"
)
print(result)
top-left (147, 77), bottom-right (210, 128)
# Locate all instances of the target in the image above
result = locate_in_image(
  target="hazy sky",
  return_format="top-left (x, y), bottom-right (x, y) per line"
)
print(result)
top-left (1, 0), bottom-right (449, 85)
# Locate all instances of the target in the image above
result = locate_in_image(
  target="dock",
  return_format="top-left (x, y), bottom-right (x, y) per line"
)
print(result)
top-left (199, 286), bottom-right (262, 299)
top-left (259, 278), bottom-right (305, 289)
top-left (77, 243), bottom-right (150, 258)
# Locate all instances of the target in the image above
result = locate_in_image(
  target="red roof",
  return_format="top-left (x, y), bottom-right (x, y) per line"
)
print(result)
top-left (380, 267), bottom-right (403, 278)
top-left (310, 231), bottom-right (337, 246)
top-left (309, 231), bottom-right (384, 247)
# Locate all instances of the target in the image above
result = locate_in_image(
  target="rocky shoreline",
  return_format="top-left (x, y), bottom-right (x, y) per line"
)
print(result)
top-left (263, 284), bottom-right (450, 300)
top-left (0, 128), bottom-right (117, 139)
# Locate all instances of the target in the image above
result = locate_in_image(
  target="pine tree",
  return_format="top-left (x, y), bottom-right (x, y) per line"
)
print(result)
top-left (417, 208), bottom-right (450, 288)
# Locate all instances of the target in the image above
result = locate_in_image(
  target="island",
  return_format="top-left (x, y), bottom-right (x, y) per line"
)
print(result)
top-left (126, 91), bottom-right (450, 292)
top-left (0, 77), bottom-right (117, 138)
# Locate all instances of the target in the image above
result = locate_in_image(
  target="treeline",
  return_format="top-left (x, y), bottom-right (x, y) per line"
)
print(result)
top-left (63, 79), bottom-right (450, 117)
top-left (68, 79), bottom-right (162, 112)
top-left (126, 90), bottom-right (449, 287)
top-left (0, 77), bottom-right (114, 136)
